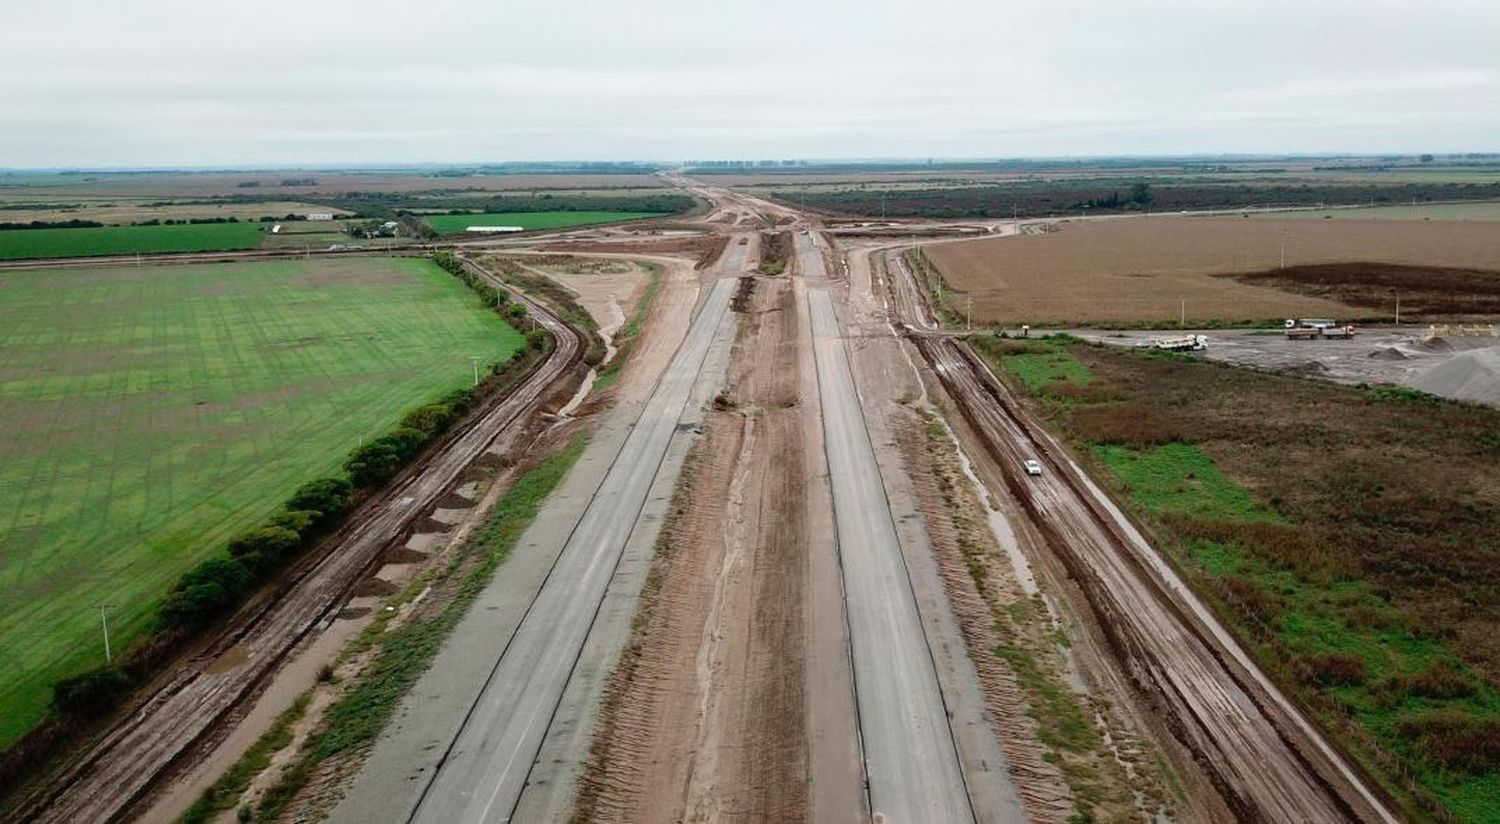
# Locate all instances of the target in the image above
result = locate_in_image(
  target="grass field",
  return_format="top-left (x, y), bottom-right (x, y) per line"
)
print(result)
top-left (423, 210), bottom-right (663, 235)
top-left (0, 257), bottom-right (523, 748)
top-left (926, 216), bottom-right (1500, 326)
top-left (982, 338), bottom-right (1500, 821)
top-left (0, 222), bottom-right (266, 260)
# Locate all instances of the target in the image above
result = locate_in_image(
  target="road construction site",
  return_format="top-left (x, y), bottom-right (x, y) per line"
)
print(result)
top-left (8, 178), bottom-right (1428, 824)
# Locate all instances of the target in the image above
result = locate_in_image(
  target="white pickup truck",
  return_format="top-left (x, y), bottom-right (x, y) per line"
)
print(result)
top-left (1024, 459), bottom-right (1043, 476)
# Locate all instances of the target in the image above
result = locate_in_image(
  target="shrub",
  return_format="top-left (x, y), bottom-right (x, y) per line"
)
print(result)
top-left (525, 329), bottom-right (548, 350)
top-left (1398, 711), bottom-right (1500, 772)
top-left (1070, 403), bottom-right (1184, 447)
top-left (286, 477), bottom-right (353, 519)
top-left (344, 428), bottom-right (427, 487)
top-left (1304, 651), bottom-right (1368, 686)
top-left (268, 508), bottom-right (319, 536)
top-left (52, 666), bottom-right (132, 717)
top-left (1387, 660), bottom-right (1474, 700)
top-left (401, 403), bottom-right (454, 436)
top-left (160, 557), bottom-right (251, 626)
top-left (226, 526), bottom-right (302, 564)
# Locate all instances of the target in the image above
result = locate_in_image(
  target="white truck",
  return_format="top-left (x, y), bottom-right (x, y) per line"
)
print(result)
top-left (1149, 334), bottom-right (1208, 352)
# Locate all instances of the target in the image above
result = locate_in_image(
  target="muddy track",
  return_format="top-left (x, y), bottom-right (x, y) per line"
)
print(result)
top-left (884, 248), bottom-right (1397, 822)
top-left (576, 276), bottom-right (809, 822)
top-left (10, 257), bottom-right (589, 824)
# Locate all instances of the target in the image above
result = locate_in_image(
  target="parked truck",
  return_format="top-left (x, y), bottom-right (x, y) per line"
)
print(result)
top-left (1150, 334), bottom-right (1209, 352)
top-left (1284, 319), bottom-right (1355, 340)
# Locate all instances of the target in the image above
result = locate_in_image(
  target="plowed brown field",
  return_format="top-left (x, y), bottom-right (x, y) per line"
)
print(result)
top-left (927, 216), bottom-right (1500, 325)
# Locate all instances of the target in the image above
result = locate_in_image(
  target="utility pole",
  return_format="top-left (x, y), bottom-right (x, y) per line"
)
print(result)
top-left (1395, 291), bottom-right (1401, 325)
top-left (98, 605), bottom-right (115, 663)
top-left (469, 355), bottom-right (482, 386)
top-left (966, 294), bottom-right (973, 333)
top-left (1180, 299), bottom-right (1186, 328)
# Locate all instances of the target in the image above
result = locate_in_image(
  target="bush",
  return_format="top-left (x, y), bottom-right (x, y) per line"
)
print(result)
top-left (226, 526), bottom-right (302, 564)
top-left (344, 427), bottom-right (428, 487)
top-left (1398, 711), bottom-right (1500, 772)
top-left (1070, 403), bottom-right (1185, 447)
top-left (286, 477), bottom-right (353, 519)
top-left (160, 557), bottom-right (251, 626)
top-left (401, 403), bottom-right (453, 436)
top-left (1386, 660), bottom-right (1475, 700)
top-left (52, 666), bottom-right (132, 717)
top-left (1304, 651), bottom-right (1368, 686)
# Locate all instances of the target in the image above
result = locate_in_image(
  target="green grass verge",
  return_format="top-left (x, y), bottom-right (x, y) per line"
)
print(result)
top-left (0, 222), bottom-right (266, 259)
top-left (422, 211), bottom-right (663, 235)
top-left (0, 258), bottom-right (524, 748)
top-left (249, 434), bottom-right (588, 822)
top-left (177, 694), bottom-right (311, 824)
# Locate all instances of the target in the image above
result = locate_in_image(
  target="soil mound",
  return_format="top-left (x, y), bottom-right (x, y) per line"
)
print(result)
top-left (1368, 346), bottom-right (1409, 361)
top-left (1413, 347), bottom-right (1500, 406)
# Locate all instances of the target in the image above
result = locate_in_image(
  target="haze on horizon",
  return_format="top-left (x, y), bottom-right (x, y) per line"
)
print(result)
top-left (3, 0), bottom-right (1497, 169)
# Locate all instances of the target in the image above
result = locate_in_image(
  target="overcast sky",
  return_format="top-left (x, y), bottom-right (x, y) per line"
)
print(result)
top-left (2, 0), bottom-right (1497, 168)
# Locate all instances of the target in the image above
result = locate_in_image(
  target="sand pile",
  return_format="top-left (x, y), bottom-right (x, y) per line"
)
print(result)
top-left (1368, 346), bottom-right (1409, 361)
top-left (1413, 347), bottom-right (1500, 406)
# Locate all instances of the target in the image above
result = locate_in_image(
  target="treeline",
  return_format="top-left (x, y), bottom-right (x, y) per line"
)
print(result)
top-left (29, 253), bottom-right (548, 744)
top-left (438, 192), bottom-right (694, 214)
top-left (0, 219), bottom-right (105, 230)
top-left (132, 216), bottom-right (245, 226)
top-left (782, 180), bottom-right (1500, 219)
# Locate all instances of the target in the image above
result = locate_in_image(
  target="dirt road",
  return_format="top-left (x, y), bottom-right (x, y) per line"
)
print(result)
top-left (574, 274), bottom-right (821, 822)
top-left (886, 244), bottom-right (1398, 822)
top-left (12, 260), bottom-right (588, 824)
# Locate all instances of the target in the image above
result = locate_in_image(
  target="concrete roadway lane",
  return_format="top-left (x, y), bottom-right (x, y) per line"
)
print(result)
top-left (806, 274), bottom-right (975, 819)
top-left (410, 275), bottom-right (738, 824)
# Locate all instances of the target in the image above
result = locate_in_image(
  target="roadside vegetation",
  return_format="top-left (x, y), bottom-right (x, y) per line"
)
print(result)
top-left (0, 256), bottom-right (536, 787)
top-left (594, 261), bottom-right (662, 392)
top-left (240, 433), bottom-right (588, 822)
top-left (974, 335), bottom-right (1500, 822)
top-left (756, 230), bottom-right (790, 275)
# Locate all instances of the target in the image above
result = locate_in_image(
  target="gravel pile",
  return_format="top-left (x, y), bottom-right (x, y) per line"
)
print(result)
top-left (1413, 346), bottom-right (1500, 406)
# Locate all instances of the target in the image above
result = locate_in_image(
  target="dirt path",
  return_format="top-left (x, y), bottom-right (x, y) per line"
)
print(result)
top-left (577, 276), bottom-right (812, 822)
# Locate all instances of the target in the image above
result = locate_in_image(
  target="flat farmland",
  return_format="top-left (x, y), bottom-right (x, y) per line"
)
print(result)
top-left (423, 210), bottom-right (664, 235)
top-left (926, 216), bottom-right (1500, 325)
top-left (0, 222), bottom-right (266, 260)
top-left (0, 257), bottom-right (523, 747)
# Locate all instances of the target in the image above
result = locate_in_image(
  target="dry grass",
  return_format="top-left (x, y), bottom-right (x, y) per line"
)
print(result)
top-left (1230, 262), bottom-right (1500, 318)
top-left (927, 216), bottom-right (1500, 325)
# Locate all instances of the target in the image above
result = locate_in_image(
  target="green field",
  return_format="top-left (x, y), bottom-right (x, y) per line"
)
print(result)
top-left (0, 257), bottom-right (523, 747)
top-left (422, 210), bottom-right (663, 235)
top-left (0, 222), bottom-right (267, 260)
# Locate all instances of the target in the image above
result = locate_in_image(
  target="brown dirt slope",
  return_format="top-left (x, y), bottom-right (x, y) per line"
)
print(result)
top-left (927, 217), bottom-right (1500, 325)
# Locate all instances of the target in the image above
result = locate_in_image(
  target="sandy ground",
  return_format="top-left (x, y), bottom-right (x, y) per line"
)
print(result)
top-left (1077, 327), bottom-right (1500, 407)
top-left (577, 277), bottom-right (813, 822)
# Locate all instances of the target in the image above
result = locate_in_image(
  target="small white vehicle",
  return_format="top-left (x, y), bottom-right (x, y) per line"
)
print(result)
top-left (1024, 459), bottom-right (1043, 476)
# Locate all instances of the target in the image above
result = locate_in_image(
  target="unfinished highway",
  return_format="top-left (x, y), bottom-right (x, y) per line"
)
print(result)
top-left (406, 267), bottom-right (740, 823)
top-left (802, 231), bottom-right (981, 824)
